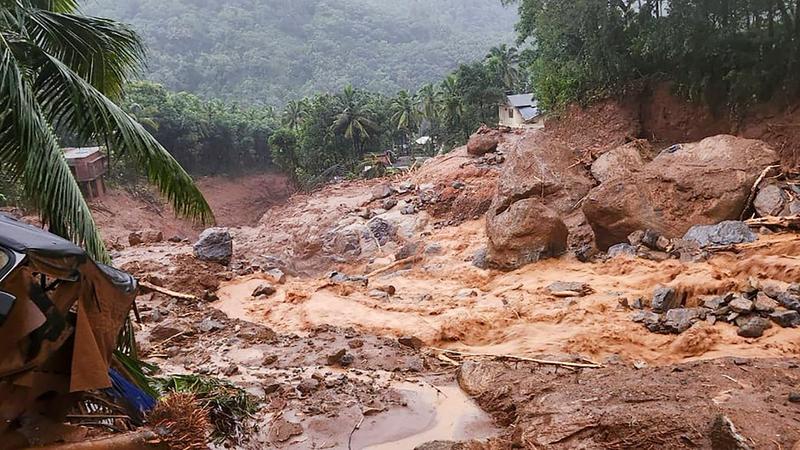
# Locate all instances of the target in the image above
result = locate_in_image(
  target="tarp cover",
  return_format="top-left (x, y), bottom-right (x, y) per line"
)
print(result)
top-left (0, 214), bottom-right (137, 429)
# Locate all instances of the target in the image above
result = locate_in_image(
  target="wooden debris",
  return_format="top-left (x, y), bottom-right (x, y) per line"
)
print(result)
top-left (139, 281), bottom-right (198, 301)
top-left (740, 165), bottom-right (781, 220)
top-left (745, 214), bottom-right (800, 229)
top-left (429, 347), bottom-right (603, 369)
top-left (365, 255), bottom-right (424, 278)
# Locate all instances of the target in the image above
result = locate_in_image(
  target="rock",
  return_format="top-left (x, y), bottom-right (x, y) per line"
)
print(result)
top-left (368, 289), bottom-right (390, 300)
top-left (264, 268), bottom-right (286, 284)
top-left (472, 247), bottom-right (489, 269)
top-left (193, 228), bottom-right (233, 265)
top-left (327, 349), bottom-right (354, 366)
top-left (754, 293), bottom-right (779, 313)
top-left (425, 243), bottom-right (444, 255)
top-left (371, 183), bottom-right (393, 201)
top-left (262, 355), bottom-right (278, 366)
top-left (704, 294), bottom-right (732, 311)
top-left (401, 204), bottom-right (417, 215)
top-left (485, 132), bottom-right (595, 269)
top-left (631, 298), bottom-right (644, 309)
top-left (296, 378), bottom-right (320, 394)
top-left (330, 272), bottom-right (369, 287)
top-left (128, 232), bottom-right (143, 246)
top-left (398, 336), bottom-right (425, 350)
top-left (584, 135), bottom-right (779, 250)
top-left (414, 442), bottom-right (467, 450)
top-left (683, 221), bottom-right (757, 248)
top-left (197, 317), bottom-right (224, 333)
top-left (728, 296), bottom-right (754, 314)
top-left (627, 230), bottom-right (645, 246)
top-left (631, 310), bottom-right (661, 328)
top-left (141, 229), bottom-right (164, 244)
top-left (485, 198), bottom-right (568, 270)
top-left (789, 393), bottom-right (800, 403)
top-left (467, 131), bottom-right (499, 156)
top-left (547, 281), bottom-right (593, 297)
top-left (222, 363), bottom-right (239, 376)
top-left (149, 308), bottom-right (165, 323)
top-left (168, 235), bottom-right (185, 243)
top-left (652, 287), bottom-right (680, 313)
top-left (382, 198), bottom-right (398, 210)
top-left (736, 316), bottom-right (771, 338)
top-left (641, 229), bottom-right (665, 250)
top-left (268, 417), bottom-right (303, 444)
top-left (754, 184), bottom-right (787, 217)
top-left (252, 282), bottom-right (276, 297)
top-left (769, 309), bottom-right (800, 328)
top-left (395, 181), bottom-right (415, 194)
top-left (778, 292), bottom-right (800, 311)
top-left (451, 181), bottom-right (466, 190)
top-left (395, 241), bottom-right (422, 260)
top-left (367, 218), bottom-right (393, 246)
top-left (608, 243), bottom-right (637, 258)
top-left (662, 308), bottom-right (706, 334)
top-left (590, 140), bottom-right (651, 183)
top-left (709, 415), bottom-right (752, 450)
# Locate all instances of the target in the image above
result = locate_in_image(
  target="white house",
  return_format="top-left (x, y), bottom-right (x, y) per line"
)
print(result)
top-left (499, 93), bottom-right (543, 128)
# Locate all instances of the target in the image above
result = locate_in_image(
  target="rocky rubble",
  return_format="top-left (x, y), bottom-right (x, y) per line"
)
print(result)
top-left (631, 283), bottom-right (800, 337)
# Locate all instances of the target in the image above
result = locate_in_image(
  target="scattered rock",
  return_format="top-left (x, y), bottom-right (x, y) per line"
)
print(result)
top-left (368, 289), bottom-right (390, 300)
top-left (709, 415), bottom-right (752, 450)
top-left (788, 393), bottom-right (800, 403)
top-left (424, 243), bottom-right (444, 255)
top-left (222, 363), bottom-right (239, 376)
top-left (631, 310), bottom-right (661, 329)
top-left (193, 228), bottom-right (233, 265)
top-left (395, 241), bottom-right (422, 260)
top-left (662, 308), bottom-right (706, 334)
top-left (652, 287), bottom-right (679, 313)
top-left (330, 272), bottom-right (369, 287)
top-left (770, 309), bottom-right (800, 328)
top-left (704, 294), bottom-right (732, 311)
top-left (382, 198), bottom-right (398, 210)
top-left (168, 235), bottom-right (185, 243)
top-left (683, 221), bottom-right (757, 248)
top-left (608, 243), bottom-right (637, 258)
top-left (327, 349), bottom-right (354, 366)
top-left (472, 247), bottom-right (489, 269)
top-left (401, 204), bottom-right (417, 215)
top-left (367, 218), bottom-right (393, 246)
top-left (252, 282), bottom-right (276, 297)
top-left (371, 183), bottom-right (393, 201)
top-left (268, 417), bottom-right (303, 444)
top-left (197, 317), bottom-right (224, 333)
top-left (296, 378), bottom-right (320, 394)
top-left (128, 232), bottom-right (143, 246)
top-left (149, 323), bottom-right (185, 342)
top-left (265, 268), bottom-right (286, 284)
top-left (754, 293), bottom-right (779, 313)
top-left (736, 316), bottom-right (771, 338)
top-left (728, 296), bottom-right (754, 314)
top-left (398, 336), bottom-right (425, 350)
top-left (451, 181), bottom-right (466, 190)
top-left (262, 355), bottom-right (278, 366)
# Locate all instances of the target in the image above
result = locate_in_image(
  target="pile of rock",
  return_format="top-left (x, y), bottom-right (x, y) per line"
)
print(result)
top-left (632, 284), bottom-right (800, 338)
top-left (607, 220), bottom-right (757, 262)
top-left (754, 180), bottom-right (800, 217)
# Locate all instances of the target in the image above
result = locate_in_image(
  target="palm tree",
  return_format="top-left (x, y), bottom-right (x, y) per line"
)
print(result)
top-left (283, 99), bottom-right (306, 131)
top-left (0, 1), bottom-right (212, 261)
top-left (416, 83), bottom-right (439, 124)
top-left (486, 44), bottom-right (520, 90)
top-left (332, 85), bottom-right (377, 158)
top-left (390, 90), bottom-right (417, 149)
top-left (439, 74), bottom-right (464, 132)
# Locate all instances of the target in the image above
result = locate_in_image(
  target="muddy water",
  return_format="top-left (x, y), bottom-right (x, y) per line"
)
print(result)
top-left (353, 383), bottom-right (499, 449)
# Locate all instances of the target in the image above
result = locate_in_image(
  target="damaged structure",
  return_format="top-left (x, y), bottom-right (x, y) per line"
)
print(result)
top-left (0, 214), bottom-right (137, 446)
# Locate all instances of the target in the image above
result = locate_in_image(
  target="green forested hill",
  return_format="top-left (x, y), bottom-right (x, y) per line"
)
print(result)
top-left (84, 0), bottom-right (517, 105)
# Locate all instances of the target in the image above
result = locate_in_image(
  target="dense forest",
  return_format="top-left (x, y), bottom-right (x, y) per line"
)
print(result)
top-left (85, 0), bottom-right (517, 105)
top-left (504, 0), bottom-right (800, 113)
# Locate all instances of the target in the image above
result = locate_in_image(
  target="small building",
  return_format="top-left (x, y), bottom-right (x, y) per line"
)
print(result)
top-left (499, 93), bottom-right (543, 128)
top-left (64, 147), bottom-right (108, 198)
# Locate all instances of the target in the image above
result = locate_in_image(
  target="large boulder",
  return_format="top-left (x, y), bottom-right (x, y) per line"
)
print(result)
top-left (193, 228), bottom-right (233, 264)
top-left (484, 132), bottom-right (595, 269)
top-left (485, 198), bottom-right (568, 270)
top-left (466, 127), bottom-right (501, 156)
top-left (590, 139), bottom-right (653, 183)
top-left (583, 135), bottom-right (779, 250)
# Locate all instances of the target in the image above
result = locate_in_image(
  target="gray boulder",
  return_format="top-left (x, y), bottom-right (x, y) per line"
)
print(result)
top-left (652, 287), bottom-right (680, 313)
top-left (736, 316), bottom-right (772, 338)
top-left (662, 308), bottom-right (707, 334)
top-left (193, 228), bottom-right (233, 264)
top-left (608, 243), bottom-right (637, 258)
top-left (683, 221), bottom-right (756, 248)
top-left (770, 309), bottom-right (800, 328)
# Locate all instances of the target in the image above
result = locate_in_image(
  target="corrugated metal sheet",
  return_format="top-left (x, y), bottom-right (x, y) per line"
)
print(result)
top-left (506, 93), bottom-right (534, 108)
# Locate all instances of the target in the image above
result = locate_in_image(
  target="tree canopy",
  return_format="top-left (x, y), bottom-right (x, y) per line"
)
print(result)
top-left (503, 0), bottom-right (800, 113)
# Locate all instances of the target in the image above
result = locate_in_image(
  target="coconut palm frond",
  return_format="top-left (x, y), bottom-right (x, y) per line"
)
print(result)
top-left (0, 36), bottom-right (108, 259)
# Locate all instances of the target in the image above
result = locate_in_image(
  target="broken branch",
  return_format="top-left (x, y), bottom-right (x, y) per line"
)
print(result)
top-left (139, 281), bottom-right (198, 301)
top-left (740, 165), bottom-right (781, 220)
top-left (366, 255), bottom-right (424, 278)
top-left (428, 347), bottom-right (603, 369)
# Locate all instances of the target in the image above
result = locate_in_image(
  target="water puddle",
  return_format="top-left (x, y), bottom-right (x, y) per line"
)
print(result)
top-left (352, 382), bottom-right (499, 449)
